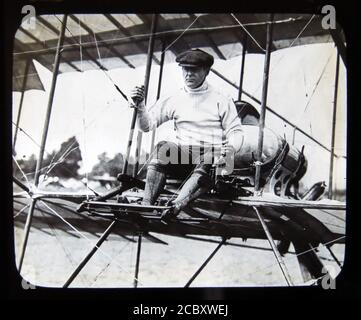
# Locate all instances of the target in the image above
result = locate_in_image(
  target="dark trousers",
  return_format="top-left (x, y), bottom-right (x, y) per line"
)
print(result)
top-left (148, 141), bottom-right (216, 178)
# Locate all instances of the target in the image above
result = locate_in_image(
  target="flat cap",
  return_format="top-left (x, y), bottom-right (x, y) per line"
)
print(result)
top-left (176, 48), bottom-right (214, 68)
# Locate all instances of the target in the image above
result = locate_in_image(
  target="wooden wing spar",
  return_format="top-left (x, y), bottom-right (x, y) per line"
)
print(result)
top-left (13, 13), bottom-right (345, 92)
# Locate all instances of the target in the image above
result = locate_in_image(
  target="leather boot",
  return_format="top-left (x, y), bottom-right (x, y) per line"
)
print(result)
top-left (172, 172), bottom-right (210, 216)
top-left (142, 166), bottom-right (166, 205)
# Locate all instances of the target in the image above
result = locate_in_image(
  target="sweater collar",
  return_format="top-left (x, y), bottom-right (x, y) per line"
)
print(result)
top-left (184, 80), bottom-right (209, 93)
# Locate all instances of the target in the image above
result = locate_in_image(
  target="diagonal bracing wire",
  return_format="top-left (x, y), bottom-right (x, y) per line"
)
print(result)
top-left (53, 14), bottom-right (129, 103)
top-left (12, 155), bottom-right (31, 188)
top-left (231, 13), bottom-right (266, 52)
top-left (37, 208), bottom-right (89, 285)
top-left (13, 203), bottom-right (30, 218)
top-left (90, 239), bottom-right (133, 287)
top-left (161, 15), bottom-right (201, 54)
top-left (13, 15), bottom-right (129, 189)
top-left (289, 48), bottom-right (335, 139)
top-left (12, 125), bottom-right (99, 195)
top-left (15, 18), bottom-right (305, 58)
top-left (245, 235), bottom-right (345, 283)
top-left (39, 200), bottom-right (143, 286)
top-left (250, 14), bottom-right (316, 98)
top-left (301, 49), bottom-right (334, 114)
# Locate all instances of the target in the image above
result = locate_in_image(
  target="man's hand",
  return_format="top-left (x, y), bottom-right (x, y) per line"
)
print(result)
top-left (130, 85), bottom-right (145, 108)
top-left (216, 145), bottom-right (235, 175)
top-left (220, 144), bottom-right (235, 158)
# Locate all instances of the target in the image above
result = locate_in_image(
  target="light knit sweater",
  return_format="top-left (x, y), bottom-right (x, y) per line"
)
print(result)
top-left (137, 81), bottom-right (244, 152)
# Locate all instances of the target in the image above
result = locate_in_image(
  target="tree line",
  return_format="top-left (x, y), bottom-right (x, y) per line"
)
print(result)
top-left (15, 135), bottom-right (149, 181)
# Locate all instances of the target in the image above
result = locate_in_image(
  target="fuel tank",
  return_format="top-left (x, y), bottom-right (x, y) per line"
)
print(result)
top-left (231, 125), bottom-right (307, 197)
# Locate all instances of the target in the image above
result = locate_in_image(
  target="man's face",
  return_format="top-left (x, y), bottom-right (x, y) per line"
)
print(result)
top-left (182, 66), bottom-right (209, 89)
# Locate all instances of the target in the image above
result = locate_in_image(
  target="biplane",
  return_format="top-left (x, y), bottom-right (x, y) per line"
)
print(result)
top-left (12, 13), bottom-right (346, 288)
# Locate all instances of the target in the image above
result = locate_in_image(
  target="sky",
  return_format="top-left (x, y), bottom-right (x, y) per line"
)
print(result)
top-left (12, 43), bottom-right (347, 191)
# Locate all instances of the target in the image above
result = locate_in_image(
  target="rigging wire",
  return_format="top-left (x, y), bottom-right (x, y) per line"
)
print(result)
top-left (18, 14), bottom-right (344, 194)
top-left (253, 206), bottom-right (294, 286)
top-left (13, 16), bottom-right (99, 195)
top-left (12, 121), bottom-right (99, 195)
top-left (17, 16), bottom-right (160, 286)
top-left (12, 121), bottom-right (45, 151)
top-left (42, 150), bottom-right (59, 179)
top-left (220, 14), bottom-right (337, 160)
top-left (13, 19), bottom-right (118, 191)
top-left (13, 14), bottom-right (346, 286)
top-left (230, 13), bottom-right (266, 52)
top-left (289, 48), bottom-right (335, 147)
top-left (14, 16), bottom-right (104, 196)
top-left (35, 13), bottom-right (328, 165)
top-left (53, 15), bottom-right (129, 103)
top-left (27, 99), bottom-right (116, 175)
top-left (249, 14), bottom-right (316, 98)
top-left (229, 15), bottom-right (345, 170)
top-left (12, 101), bottom-right (111, 178)
top-left (289, 14), bottom-right (316, 47)
top-left (12, 155), bottom-right (31, 187)
top-left (39, 199), bottom-right (143, 286)
top-left (161, 15), bottom-right (200, 54)
top-left (301, 49), bottom-right (334, 114)
top-left (245, 235), bottom-right (345, 281)
top-left (13, 203), bottom-right (30, 219)
top-left (43, 145), bottom-right (80, 178)
top-left (136, 146), bottom-right (157, 176)
top-left (110, 11), bottom-right (197, 169)
top-left (14, 17), bottom-right (309, 58)
top-left (37, 207), bottom-right (89, 285)
top-left (90, 239), bottom-right (133, 287)
top-left (93, 31), bottom-right (103, 65)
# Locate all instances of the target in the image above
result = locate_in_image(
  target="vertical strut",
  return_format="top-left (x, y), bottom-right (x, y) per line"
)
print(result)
top-left (13, 176), bottom-right (31, 194)
top-left (210, 67), bottom-right (341, 157)
top-left (18, 15), bottom-right (68, 274)
top-left (150, 40), bottom-right (166, 154)
top-left (133, 233), bottom-right (143, 288)
top-left (292, 125), bottom-right (297, 145)
top-left (18, 198), bottom-right (37, 272)
top-left (328, 53), bottom-right (340, 199)
top-left (132, 14), bottom-right (158, 177)
top-left (253, 206), bottom-right (293, 286)
top-left (238, 35), bottom-right (247, 101)
top-left (254, 16), bottom-right (274, 192)
top-left (130, 16), bottom-right (158, 288)
top-left (34, 15), bottom-right (68, 186)
top-left (13, 59), bottom-right (30, 154)
top-left (123, 108), bottom-right (138, 175)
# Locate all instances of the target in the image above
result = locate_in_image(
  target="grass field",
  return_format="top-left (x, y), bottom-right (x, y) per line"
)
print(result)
top-left (12, 183), bottom-right (345, 288)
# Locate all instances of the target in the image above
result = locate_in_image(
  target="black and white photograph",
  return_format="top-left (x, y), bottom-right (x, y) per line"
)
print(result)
top-left (11, 12), bottom-right (347, 289)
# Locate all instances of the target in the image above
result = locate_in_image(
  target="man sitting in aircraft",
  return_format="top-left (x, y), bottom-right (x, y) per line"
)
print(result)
top-left (130, 48), bottom-right (244, 216)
